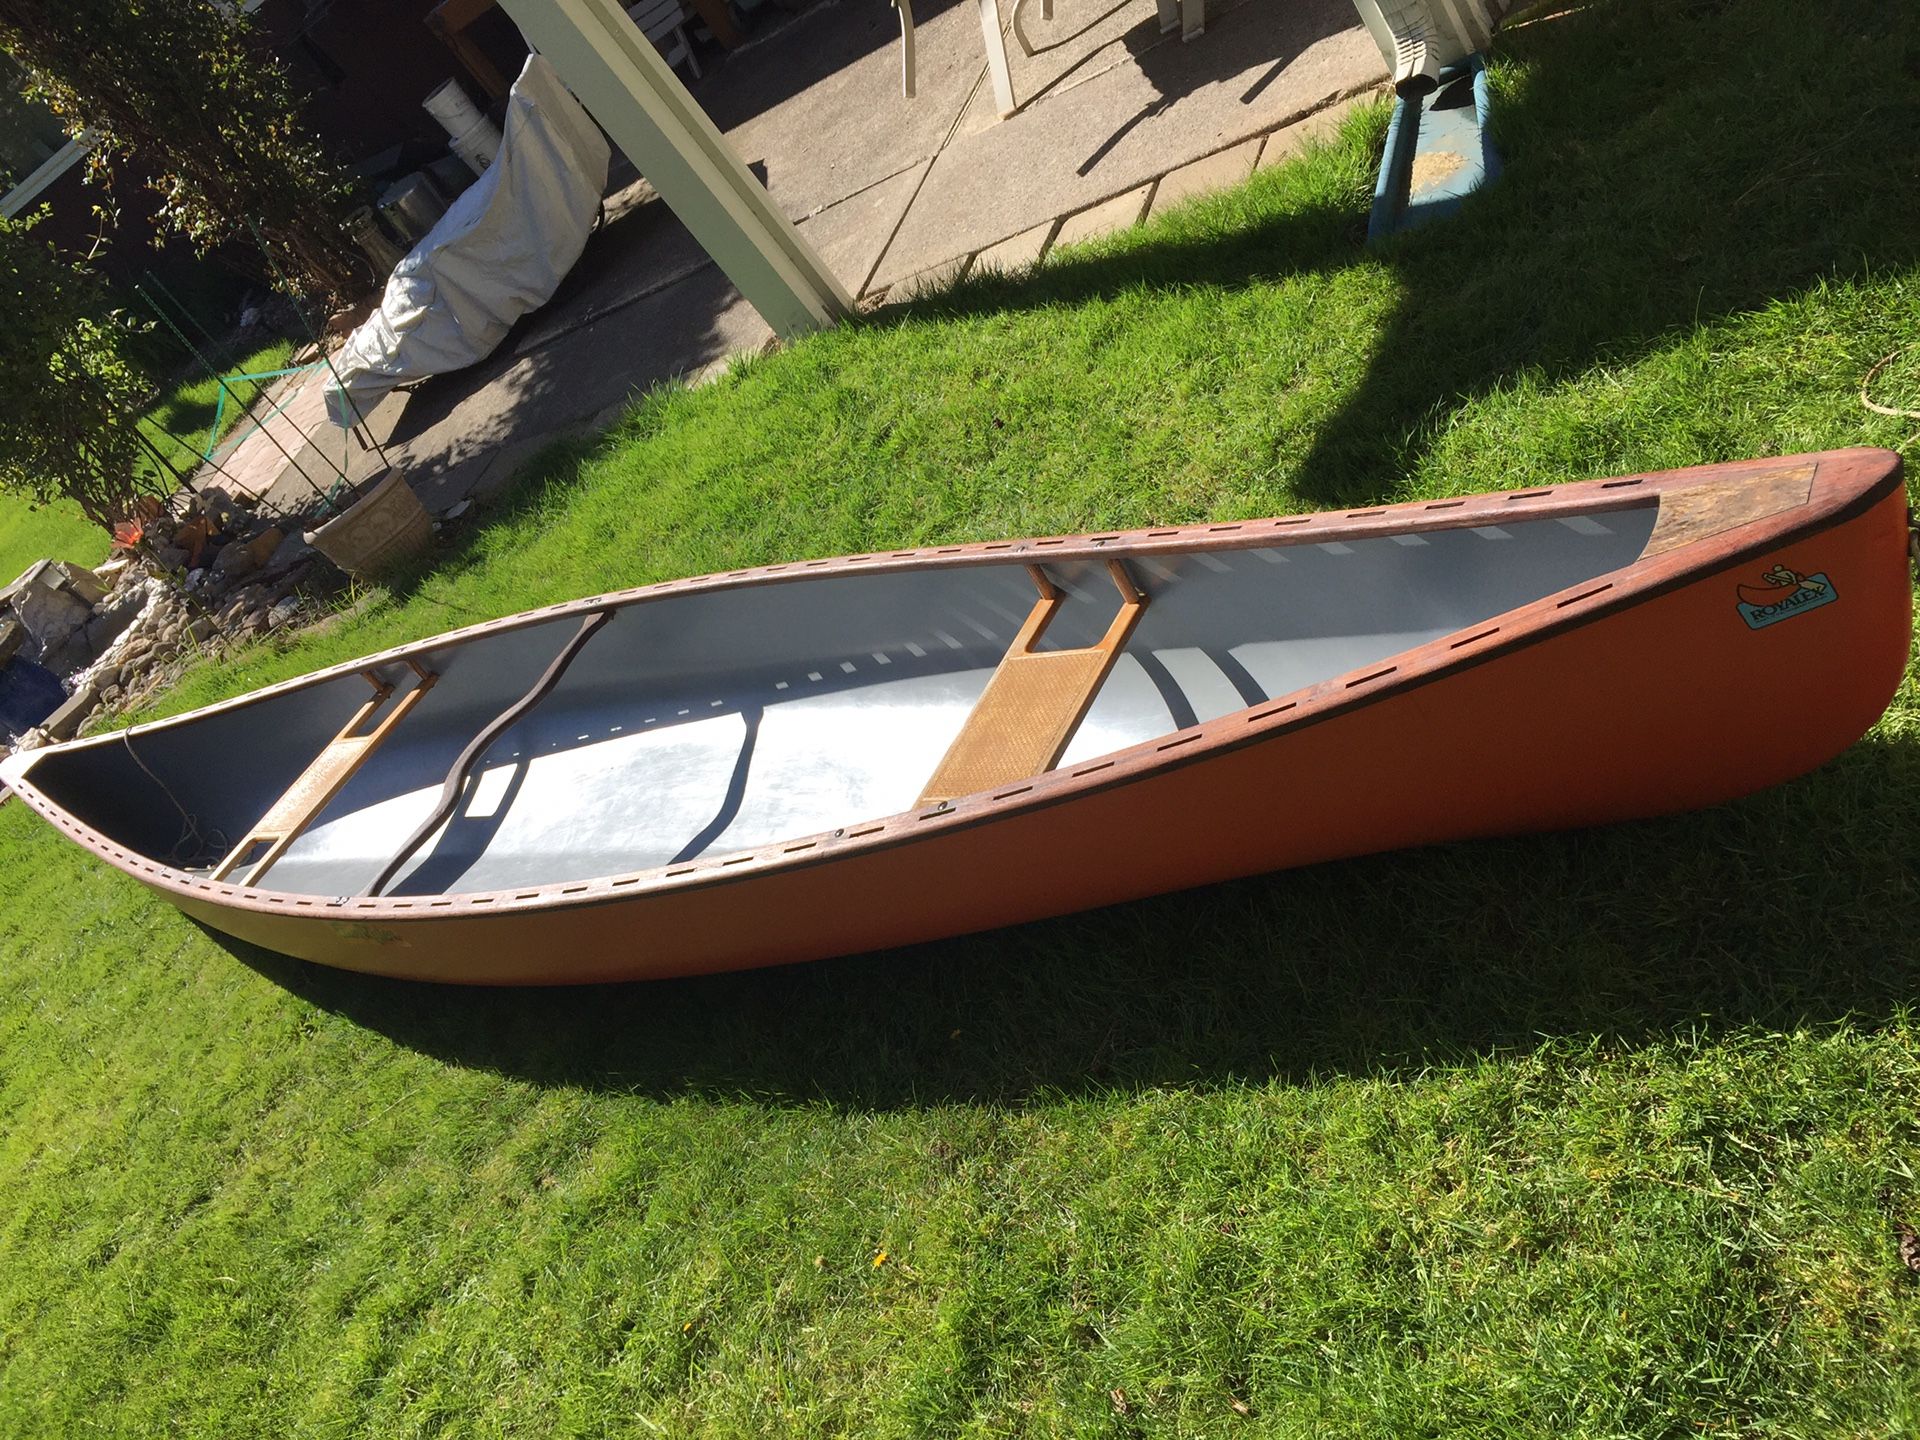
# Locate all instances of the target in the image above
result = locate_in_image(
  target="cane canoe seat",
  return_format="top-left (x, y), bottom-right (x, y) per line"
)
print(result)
top-left (918, 561), bottom-right (1145, 806)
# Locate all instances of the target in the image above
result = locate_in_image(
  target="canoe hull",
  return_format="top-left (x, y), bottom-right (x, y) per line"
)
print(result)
top-left (141, 471), bottom-right (1910, 984)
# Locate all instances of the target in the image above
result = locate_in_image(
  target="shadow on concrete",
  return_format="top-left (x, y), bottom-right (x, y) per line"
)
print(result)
top-left (869, 0), bottom-right (1373, 281)
top-left (693, 0), bottom-right (980, 133)
top-left (1011, 0), bottom-right (1181, 128)
top-left (907, 159), bottom-right (1367, 317)
top-left (1041, 0), bottom-right (1349, 172)
top-left (371, 258), bottom-right (764, 515)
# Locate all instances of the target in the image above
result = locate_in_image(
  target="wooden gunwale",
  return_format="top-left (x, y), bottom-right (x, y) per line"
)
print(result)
top-left (6, 450), bottom-right (1901, 926)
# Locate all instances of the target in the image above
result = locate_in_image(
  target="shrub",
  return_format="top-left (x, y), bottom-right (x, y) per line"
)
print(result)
top-left (0, 208), bottom-right (167, 532)
top-left (0, 0), bottom-right (362, 303)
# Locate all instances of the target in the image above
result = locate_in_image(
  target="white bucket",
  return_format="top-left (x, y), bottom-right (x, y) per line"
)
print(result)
top-left (423, 77), bottom-right (487, 136)
top-left (449, 116), bottom-right (503, 177)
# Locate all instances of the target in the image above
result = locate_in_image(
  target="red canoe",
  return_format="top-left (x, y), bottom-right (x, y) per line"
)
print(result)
top-left (2, 448), bottom-right (1910, 984)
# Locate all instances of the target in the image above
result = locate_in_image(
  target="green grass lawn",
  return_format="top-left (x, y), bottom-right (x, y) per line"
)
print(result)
top-left (5, 0), bottom-right (1920, 1433)
top-left (0, 495), bottom-right (105, 588)
top-left (0, 338), bottom-right (297, 583)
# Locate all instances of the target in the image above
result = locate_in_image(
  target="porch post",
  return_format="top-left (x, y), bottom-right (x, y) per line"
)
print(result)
top-left (496, 0), bottom-right (854, 337)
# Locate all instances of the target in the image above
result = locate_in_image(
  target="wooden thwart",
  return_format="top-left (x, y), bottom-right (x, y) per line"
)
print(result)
top-left (211, 662), bottom-right (437, 887)
top-left (919, 561), bottom-right (1145, 806)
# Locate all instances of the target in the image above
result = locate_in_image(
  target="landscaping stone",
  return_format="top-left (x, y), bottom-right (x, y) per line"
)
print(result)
top-left (0, 619), bottom-right (21, 667)
top-left (42, 683), bottom-right (98, 742)
top-left (82, 586), bottom-right (149, 657)
top-left (92, 554), bottom-right (134, 586)
top-left (267, 531), bottom-right (316, 571)
top-left (211, 526), bottom-right (285, 581)
top-left (200, 491), bottom-right (254, 530)
top-left (217, 589), bottom-right (259, 626)
top-left (9, 570), bottom-right (92, 665)
top-left (0, 559), bottom-right (49, 607)
top-left (49, 561), bottom-right (109, 607)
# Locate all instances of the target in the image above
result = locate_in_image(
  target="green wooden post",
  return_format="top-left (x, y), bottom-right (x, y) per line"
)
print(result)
top-left (495, 0), bottom-right (854, 337)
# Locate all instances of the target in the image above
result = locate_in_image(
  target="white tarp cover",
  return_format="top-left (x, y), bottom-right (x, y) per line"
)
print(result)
top-left (325, 54), bottom-right (610, 427)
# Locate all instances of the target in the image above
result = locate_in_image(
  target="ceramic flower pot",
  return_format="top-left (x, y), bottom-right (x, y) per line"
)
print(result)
top-left (304, 467), bottom-right (431, 579)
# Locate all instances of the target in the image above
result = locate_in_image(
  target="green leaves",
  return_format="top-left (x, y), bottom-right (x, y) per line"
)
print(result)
top-left (0, 208), bottom-right (155, 529)
top-left (0, 0), bottom-right (357, 300)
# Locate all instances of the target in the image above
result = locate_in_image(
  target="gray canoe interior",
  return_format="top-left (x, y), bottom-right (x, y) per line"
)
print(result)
top-left (33, 507), bottom-right (1655, 897)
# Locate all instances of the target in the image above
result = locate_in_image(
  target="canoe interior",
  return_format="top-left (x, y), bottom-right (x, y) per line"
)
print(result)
top-left (30, 506), bottom-right (1656, 897)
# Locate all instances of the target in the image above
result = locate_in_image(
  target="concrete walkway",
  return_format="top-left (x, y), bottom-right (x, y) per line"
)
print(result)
top-left (210, 0), bottom-right (1382, 525)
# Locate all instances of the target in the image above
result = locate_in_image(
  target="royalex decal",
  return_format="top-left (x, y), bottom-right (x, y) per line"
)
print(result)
top-left (1736, 564), bottom-right (1837, 631)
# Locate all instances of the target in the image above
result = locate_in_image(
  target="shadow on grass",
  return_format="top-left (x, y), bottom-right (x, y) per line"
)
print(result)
top-left (216, 718), bottom-right (1920, 1108)
top-left (147, 395), bottom-right (220, 443)
top-left (889, 0), bottom-right (1920, 504)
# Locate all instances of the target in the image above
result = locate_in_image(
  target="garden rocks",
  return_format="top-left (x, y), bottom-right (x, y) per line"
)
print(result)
top-left (210, 526), bottom-right (285, 582)
top-left (1, 503), bottom-right (352, 760)
top-left (199, 490), bottom-right (253, 531)
top-left (65, 575), bottom-right (169, 691)
top-left (92, 553), bottom-right (134, 586)
top-left (80, 584), bottom-right (149, 658)
top-left (266, 531), bottom-right (315, 570)
top-left (33, 550), bottom-right (336, 749)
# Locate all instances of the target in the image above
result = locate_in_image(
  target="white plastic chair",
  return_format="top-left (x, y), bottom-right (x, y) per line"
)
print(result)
top-left (625, 0), bottom-right (703, 78)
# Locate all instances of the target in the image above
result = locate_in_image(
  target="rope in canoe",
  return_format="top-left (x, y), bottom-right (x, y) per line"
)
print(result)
top-left (119, 727), bottom-right (227, 866)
